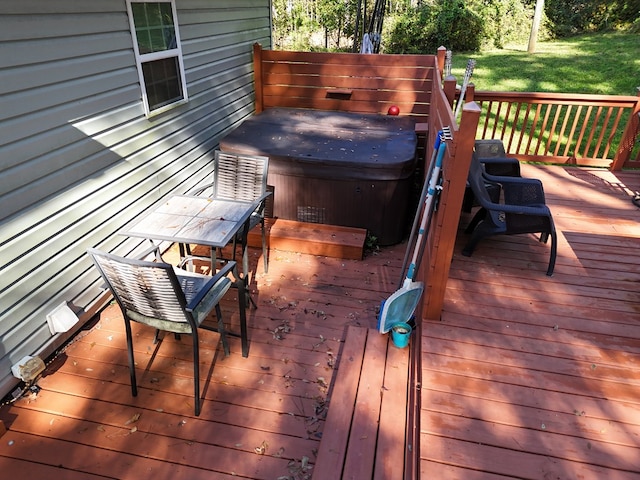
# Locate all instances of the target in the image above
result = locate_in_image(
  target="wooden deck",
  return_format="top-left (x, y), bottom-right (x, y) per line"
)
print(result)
top-left (0, 164), bottom-right (639, 479)
top-left (421, 164), bottom-right (640, 479)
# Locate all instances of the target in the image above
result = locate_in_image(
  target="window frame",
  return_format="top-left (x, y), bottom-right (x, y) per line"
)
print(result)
top-left (126, 0), bottom-right (189, 117)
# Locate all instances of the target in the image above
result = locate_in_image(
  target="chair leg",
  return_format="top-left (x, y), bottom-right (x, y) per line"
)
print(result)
top-left (261, 218), bottom-right (268, 273)
top-left (215, 304), bottom-right (230, 357)
top-left (462, 222), bottom-right (493, 257)
top-left (465, 208), bottom-right (486, 234)
top-left (192, 329), bottom-right (201, 416)
top-left (124, 318), bottom-right (138, 398)
top-left (546, 230), bottom-right (557, 277)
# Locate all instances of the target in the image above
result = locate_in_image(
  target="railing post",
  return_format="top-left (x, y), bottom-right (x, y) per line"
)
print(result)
top-left (253, 42), bottom-right (264, 114)
top-left (610, 87), bottom-right (640, 171)
top-left (437, 46), bottom-right (446, 80)
top-left (443, 76), bottom-right (457, 108)
top-left (466, 83), bottom-right (475, 104)
top-left (423, 102), bottom-right (481, 321)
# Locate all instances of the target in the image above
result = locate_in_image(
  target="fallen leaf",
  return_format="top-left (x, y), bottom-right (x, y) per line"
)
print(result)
top-left (124, 413), bottom-right (141, 426)
top-left (255, 440), bottom-right (268, 455)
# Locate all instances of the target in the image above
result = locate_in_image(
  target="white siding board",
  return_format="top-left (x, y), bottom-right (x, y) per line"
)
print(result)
top-left (0, 88), bottom-right (142, 150)
top-left (185, 30), bottom-right (270, 58)
top-left (3, 51), bottom-right (134, 94)
top-left (0, 33), bottom-right (133, 68)
top-left (0, 0), bottom-right (272, 398)
top-left (0, 1), bottom-right (124, 15)
top-left (1, 69), bottom-right (136, 120)
top-left (0, 13), bottom-right (128, 41)
top-left (185, 17), bottom-right (269, 38)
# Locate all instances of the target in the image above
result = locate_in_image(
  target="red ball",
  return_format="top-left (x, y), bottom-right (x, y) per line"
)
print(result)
top-left (387, 105), bottom-right (400, 116)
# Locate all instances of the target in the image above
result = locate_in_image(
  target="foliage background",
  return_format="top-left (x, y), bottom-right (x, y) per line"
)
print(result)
top-left (272, 0), bottom-right (640, 54)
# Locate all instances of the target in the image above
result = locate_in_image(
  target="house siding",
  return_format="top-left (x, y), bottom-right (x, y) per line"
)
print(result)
top-left (0, 0), bottom-right (271, 398)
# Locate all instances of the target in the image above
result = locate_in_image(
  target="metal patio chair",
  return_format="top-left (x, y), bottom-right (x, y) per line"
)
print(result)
top-left (87, 247), bottom-right (236, 416)
top-left (185, 150), bottom-right (270, 274)
top-left (462, 153), bottom-right (557, 276)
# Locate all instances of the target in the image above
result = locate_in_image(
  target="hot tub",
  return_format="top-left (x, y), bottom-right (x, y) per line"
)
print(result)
top-left (220, 108), bottom-right (417, 245)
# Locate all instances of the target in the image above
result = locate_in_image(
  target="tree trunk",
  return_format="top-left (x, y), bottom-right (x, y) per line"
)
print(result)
top-left (528, 0), bottom-right (545, 53)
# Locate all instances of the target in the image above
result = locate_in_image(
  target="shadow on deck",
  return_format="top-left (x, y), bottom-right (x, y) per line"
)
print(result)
top-left (0, 165), bottom-right (639, 479)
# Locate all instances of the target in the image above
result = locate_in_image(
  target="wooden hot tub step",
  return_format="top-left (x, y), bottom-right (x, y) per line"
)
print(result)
top-left (247, 218), bottom-right (366, 260)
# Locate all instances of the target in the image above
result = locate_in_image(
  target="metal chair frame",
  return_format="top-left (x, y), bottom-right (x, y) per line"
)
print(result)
top-left (88, 247), bottom-right (237, 416)
top-left (186, 150), bottom-right (270, 275)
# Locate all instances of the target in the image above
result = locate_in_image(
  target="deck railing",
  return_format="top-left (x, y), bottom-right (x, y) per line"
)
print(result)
top-left (460, 86), bottom-right (640, 170)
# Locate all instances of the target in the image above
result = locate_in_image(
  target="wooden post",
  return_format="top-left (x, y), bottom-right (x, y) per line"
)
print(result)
top-left (465, 83), bottom-right (475, 104)
top-left (443, 75), bottom-right (457, 108)
top-left (423, 102), bottom-right (481, 320)
top-left (436, 46), bottom-right (446, 80)
top-left (610, 87), bottom-right (640, 171)
top-left (414, 123), bottom-right (429, 165)
top-left (252, 42), bottom-right (264, 113)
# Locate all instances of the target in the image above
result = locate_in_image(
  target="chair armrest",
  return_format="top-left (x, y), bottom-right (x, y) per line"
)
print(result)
top-left (494, 202), bottom-right (551, 216)
top-left (182, 261), bottom-right (236, 311)
top-left (135, 241), bottom-right (163, 262)
top-left (253, 190), bottom-right (273, 213)
top-left (188, 182), bottom-right (215, 196)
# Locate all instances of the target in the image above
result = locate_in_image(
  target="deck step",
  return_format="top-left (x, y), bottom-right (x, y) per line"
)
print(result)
top-left (247, 218), bottom-right (366, 260)
top-left (312, 326), bottom-right (411, 479)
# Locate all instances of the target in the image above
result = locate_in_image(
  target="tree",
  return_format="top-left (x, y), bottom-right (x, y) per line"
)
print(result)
top-left (527, 0), bottom-right (545, 52)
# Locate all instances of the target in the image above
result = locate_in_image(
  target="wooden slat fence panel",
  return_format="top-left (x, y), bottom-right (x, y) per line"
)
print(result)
top-left (253, 44), bottom-right (436, 117)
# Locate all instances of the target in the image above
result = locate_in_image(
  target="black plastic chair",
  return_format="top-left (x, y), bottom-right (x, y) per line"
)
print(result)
top-left (88, 248), bottom-right (237, 416)
top-left (462, 153), bottom-right (557, 276)
top-left (462, 139), bottom-right (521, 212)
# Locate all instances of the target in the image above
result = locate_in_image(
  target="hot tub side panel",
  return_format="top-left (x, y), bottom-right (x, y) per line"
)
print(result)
top-left (267, 168), bottom-right (412, 245)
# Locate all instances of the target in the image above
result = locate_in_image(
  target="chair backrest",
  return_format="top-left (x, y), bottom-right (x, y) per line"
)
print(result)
top-left (467, 153), bottom-right (506, 228)
top-left (467, 153), bottom-right (494, 208)
top-left (213, 151), bottom-right (269, 202)
top-left (474, 139), bottom-right (506, 158)
top-left (88, 248), bottom-right (191, 326)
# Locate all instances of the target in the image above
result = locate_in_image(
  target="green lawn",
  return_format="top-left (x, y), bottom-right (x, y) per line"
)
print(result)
top-left (450, 32), bottom-right (640, 96)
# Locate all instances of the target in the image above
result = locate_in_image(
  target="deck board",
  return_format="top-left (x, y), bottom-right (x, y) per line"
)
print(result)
top-left (421, 165), bottom-right (640, 479)
top-left (1, 165), bottom-right (639, 479)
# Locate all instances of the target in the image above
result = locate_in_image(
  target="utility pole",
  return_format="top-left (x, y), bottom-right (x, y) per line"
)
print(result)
top-left (528, 0), bottom-right (545, 53)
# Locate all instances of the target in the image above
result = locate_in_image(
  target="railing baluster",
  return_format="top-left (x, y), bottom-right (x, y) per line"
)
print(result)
top-left (575, 105), bottom-right (592, 159)
top-left (545, 103), bottom-right (562, 156)
top-left (592, 106), bottom-right (612, 159)
top-left (555, 105), bottom-right (571, 157)
top-left (584, 106), bottom-right (603, 158)
top-left (603, 108), bottom-right (625, 160)
top-left (507, 102), bottom-right (522, 153)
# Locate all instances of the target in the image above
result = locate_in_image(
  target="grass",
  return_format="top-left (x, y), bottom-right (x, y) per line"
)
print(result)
top-left (450, 32), bottom-right (640, 96)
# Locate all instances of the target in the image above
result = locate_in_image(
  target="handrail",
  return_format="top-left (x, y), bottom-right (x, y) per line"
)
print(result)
top-left (468, 89), bottom-right (640, 170)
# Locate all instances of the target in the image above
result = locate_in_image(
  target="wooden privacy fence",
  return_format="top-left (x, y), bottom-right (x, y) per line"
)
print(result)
top-left (253, 43), bottom-right (436, 117)
top-left (465, 88), bottom-right (640, 170)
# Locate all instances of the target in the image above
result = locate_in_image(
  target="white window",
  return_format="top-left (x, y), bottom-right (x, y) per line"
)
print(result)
top-left (126, 0), bottom-right (188, 116)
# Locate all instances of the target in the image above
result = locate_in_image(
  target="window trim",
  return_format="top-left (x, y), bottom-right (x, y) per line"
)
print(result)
top-left (126, 0), bottom-right (189, 117)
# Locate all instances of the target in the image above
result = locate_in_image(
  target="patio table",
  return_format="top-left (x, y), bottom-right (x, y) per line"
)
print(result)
top-left (119, 194), bottom-right (267, 357)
